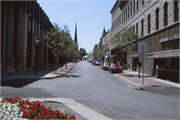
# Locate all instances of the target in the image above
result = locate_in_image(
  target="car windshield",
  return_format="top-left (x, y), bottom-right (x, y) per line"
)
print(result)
top-left (111, 65), bottom-right (119, 67)
top-left (105, 63), bottom-right (110, 65)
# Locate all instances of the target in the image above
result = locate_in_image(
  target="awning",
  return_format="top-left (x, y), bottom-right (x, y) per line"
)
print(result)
top-left (147, 51), bottom-right (180, 59)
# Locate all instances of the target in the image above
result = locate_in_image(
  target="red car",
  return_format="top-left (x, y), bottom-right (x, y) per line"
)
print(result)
top-left (109, 64), bottom-right (123, 73)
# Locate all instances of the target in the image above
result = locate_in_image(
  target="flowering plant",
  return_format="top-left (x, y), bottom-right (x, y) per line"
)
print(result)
top-left (0, 97), bottom-right (76, 120)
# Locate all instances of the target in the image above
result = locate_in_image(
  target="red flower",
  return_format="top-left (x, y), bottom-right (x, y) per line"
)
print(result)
top-left (72, 115), bottom-right (76, 119)
top-left (22, 113), bottom-right (27, 117)
top-left (1, 101), bottom-right (4, 103)
top-left (30, 110), bottom-right (33, 115)
top-left (32, 107), bottom-right (36, 111)
top-left (11, 102), bottom-right (15, 104)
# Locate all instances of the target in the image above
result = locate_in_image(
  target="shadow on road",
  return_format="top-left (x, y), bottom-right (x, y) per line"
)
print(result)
top-left (62, 74), bottom-right (81, 78)
top-left (1, 79), bottom-right (40, 88)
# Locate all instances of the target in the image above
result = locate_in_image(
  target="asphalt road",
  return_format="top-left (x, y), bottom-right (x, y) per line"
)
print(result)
top-left (1, 61), bottom-right (179, 119)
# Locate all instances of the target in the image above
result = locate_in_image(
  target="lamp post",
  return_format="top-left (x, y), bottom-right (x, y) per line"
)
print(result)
top-left (35, 39), bottom-right (40, 76)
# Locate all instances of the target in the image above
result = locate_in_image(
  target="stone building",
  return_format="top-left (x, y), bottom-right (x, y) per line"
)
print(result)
top-left (1, 1), bottom-right (65, 74)
top-left (101, 0), bottom-right (179, 83)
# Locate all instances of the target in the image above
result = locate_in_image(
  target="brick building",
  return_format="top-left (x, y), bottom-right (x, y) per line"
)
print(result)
top-left (1, 1), bottom-right (66, 74)
top-left (102, 0), bottom-right (179, 83)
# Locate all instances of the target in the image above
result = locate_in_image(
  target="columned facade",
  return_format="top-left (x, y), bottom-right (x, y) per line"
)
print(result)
top-left (1, 1), bottom-right (54, 74)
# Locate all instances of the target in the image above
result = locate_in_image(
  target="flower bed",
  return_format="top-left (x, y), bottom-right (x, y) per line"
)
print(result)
top-left (0, 97), bottom-right (76, 120)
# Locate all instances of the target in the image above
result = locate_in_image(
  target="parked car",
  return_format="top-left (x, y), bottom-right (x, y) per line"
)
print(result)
top-left (92, 60), bottom-right (96, 65)
top-left (95, 61), bottom-right (102, 66)
top-left (109, 64), bottom-right (123, 73)
top-left (102, 63), bottom-right (110, 70)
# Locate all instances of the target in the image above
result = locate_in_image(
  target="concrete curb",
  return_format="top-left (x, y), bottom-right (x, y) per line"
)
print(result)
top-left (23, 97), bottom-right (113, 120)
top-left (114, 74), bottom-right (146, 90)
top-left (40, 64), bottom-right (75, 79)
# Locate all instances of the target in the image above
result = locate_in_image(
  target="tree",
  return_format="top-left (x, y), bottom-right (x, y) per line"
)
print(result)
top-left (44, 23), bottom-right (73, 73)
top-left (111, 25), bottom-right (139, 74)
top-left (79, 48), bottom-right (87, 58)
top-left (96, 44), bottom-right (109, 62)
top-left (87, 51), bottom-right (93, 60)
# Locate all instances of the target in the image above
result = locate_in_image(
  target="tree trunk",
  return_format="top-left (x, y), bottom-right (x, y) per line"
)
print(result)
top-left (55, 55), bottom-right (57, 74)
top-left (122, 53), bottom-right (125, 75)
top-left (66, 57), bottom-right (68, 69)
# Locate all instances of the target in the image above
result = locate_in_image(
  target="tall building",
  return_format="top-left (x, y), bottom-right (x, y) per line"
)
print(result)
top-left (1, 1), bottom-right (65, 74)
top-left (101, 0), bottom-right (179, 83)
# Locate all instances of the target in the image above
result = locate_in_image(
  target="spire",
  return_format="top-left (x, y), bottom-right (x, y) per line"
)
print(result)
top-left (74, 21), bottom-right (78, 43)
top-left (100, 26), bottom-right (106, 40)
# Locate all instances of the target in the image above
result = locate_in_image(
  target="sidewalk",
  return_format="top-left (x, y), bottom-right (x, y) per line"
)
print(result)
top-left (115, 70), bottom-right (180, 90)
top-left (1, 63), bottom-right (75, 81)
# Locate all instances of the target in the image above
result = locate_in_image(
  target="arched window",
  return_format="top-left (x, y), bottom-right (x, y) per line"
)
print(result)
top-left (156, 8), bottom-right (159, 30)
top-left (126, 9), bottom-right (127, 21)
top-left (136, 23), bottom-right (138, 34)
top-left (174, 1), bottom-right (179, 22)
top-left (128, 6), bottom-right (129, 19)
top-left (142, 0), bottom-right (144, 5)
top-left (133, 0), bottom-right (135, 14)
top-left (141, 19), bottom-right (144, 36)
top-left (164, 1), bottom-right (168, 26)
top-left (137, 0), bottom-right (139, 10)
top-left (148, 14), bottom-right (151, 33)
top-left (131, 3), bottom-right (132, 16)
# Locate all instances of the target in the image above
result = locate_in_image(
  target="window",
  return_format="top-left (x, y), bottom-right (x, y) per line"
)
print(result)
top-left (122, 13), bottom-right (123, 24)
top-left (133, 25), bottom-right (135, 33)
top-left (126, 9), bottom-right (127, 21)
top-left (128, 6), bottom-right (129, 19)
top-left (148, 14), bottom-right (151, 33)
top-left (35, 21), bottom-right (38, 35)
top-left (174, 1), bottom-right (179, 22)
top-left (124, 12), bottom-right (125, 23)
top-left (29, 21), bottom-right (31, 31)
top-left (142, 0), bottom-right (144, 5)
top-left (137, 0), bottom-right (138, 10)
top-left (156, 8), bottom-right (159, 30)
top-left (134, 0), bottom-right (135, 14)
top-left (164, 1), bottom-right (168, 26)
top-left (136, 23), bottom-right (138, 34)
top-left (141, 19), bottom-right (144, 36)
top-left (131, 3), bottom-right (132, 16)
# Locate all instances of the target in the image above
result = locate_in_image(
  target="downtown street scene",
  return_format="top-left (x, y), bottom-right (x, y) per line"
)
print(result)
top-left (1, 0), bottom-right (180, 120)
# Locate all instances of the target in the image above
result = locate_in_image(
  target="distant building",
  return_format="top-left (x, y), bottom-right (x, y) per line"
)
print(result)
top-left (101, 0), bottom-right (179, 83)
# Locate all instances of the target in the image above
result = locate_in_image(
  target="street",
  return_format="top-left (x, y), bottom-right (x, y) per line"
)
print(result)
top-left (1, 61), bottom-right (179, 119)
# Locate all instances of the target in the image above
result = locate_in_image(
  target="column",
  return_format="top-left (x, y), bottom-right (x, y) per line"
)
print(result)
top-left (15, 6), bottom-right (23, 72)
top-left (2, 2), bottom-right (8, 71)
top-left (4, 2), bottom-right (16, 73)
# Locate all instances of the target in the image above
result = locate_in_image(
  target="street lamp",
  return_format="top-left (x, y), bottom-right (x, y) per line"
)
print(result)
top-left (35, 39), bottom-right (40, 76)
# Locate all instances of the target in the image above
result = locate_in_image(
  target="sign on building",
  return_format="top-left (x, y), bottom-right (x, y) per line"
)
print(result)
top-left (138, 42), bottom-right (147, 62)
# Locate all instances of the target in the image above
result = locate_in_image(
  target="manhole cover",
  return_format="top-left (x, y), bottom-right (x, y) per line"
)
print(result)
top-left (95, 107), bottom-right (113, 111)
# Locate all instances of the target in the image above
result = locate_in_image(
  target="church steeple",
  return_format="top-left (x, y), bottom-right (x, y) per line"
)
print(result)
top-left (74, 21), bottom-right (78, 43)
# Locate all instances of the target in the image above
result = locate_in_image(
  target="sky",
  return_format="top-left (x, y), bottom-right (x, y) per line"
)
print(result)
top-left (37, 0), bottom-right (115, 53)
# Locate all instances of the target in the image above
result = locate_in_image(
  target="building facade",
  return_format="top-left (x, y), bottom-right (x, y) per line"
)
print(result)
top-left (1, 1), bottom-right (65, 74)
top-left (102, 0), bottom-right (179, 83)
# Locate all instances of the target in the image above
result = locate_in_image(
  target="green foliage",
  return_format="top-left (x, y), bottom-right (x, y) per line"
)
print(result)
top-left (87, 51), bottom-right (93, 60)
top-left (44, 23), bottom-right (75, 59)
top-left (111, 25), bottom-right (139, 53)
top-left (79, 48), bottom-right (87, 57)
top-left (97, 44), bottom-right (109, 61)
